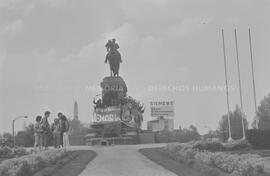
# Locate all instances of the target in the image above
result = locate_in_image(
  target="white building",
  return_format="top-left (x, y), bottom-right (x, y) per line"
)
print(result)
top-left (147, 117), bottom-right (174, 132)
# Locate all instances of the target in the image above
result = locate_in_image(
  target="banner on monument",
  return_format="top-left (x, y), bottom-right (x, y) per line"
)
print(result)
top-left (93, 107), bottom-right (121, 123)
top-left (150, 101), bottom-right (174, 117)
top-left (92, 106), bottom-right (137, 128)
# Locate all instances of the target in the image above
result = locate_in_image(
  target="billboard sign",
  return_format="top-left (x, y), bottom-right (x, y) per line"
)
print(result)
top-left (93, 106), bottom-right (121, 123)
top-left (150, 101), bottom-right (174, 117)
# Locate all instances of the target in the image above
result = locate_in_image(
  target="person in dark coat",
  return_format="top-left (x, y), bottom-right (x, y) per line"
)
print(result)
top-left (41, 111), bottom-right (51, 150)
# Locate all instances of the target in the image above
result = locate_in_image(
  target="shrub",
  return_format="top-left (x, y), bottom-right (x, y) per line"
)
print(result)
top-left (195, 151), bottom-right (265, 176)
top-left (13, 147), bottom-right (28, 157)
top-left (191, 140), bottom-right (225, 151)
top-left (0, 146), bottom-right (13, 157)
top-left (163, 143), bottom-right (183, 153)
top-left (223, 139), bottom-right (250, 151)
top-left (247, 129), bottom-right (270, 149)
top-left (0, 146), bottom-right (28, 158)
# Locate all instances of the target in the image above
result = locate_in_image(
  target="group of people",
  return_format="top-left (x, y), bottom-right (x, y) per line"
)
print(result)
top-left (34, 111), bottom-right (70, 151)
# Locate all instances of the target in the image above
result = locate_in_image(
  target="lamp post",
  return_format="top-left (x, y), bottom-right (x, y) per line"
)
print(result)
top-left (12, 116), bottom-right (28, 147)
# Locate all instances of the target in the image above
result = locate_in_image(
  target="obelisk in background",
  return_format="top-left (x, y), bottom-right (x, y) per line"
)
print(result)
top-left (74, 101), bottom-right (78, 121)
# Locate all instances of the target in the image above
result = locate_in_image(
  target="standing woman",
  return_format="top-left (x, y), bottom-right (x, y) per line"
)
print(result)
top-left (34, 116), bottom-right (43, 152)
top-left (62, 115), bottom-right (70, 150)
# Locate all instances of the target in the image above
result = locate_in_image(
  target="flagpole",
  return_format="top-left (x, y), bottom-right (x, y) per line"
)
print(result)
top-left (222, 29), bottom-right (233, 141)
top-left (234, 29), bottom-right (246, 140)
top-left (249, 28), bottom-right (257, 110)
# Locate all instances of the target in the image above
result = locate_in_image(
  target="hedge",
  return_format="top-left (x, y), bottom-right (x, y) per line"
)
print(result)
top-left (162, 143), bottom-right (267, 176)
top-left (0, 149), bottom-right (66, 176)
top-left (0, 147), bottom-right (28, 158)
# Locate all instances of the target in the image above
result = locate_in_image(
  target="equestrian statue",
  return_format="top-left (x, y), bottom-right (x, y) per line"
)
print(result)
top-left (104, 38), bottom-right (122, 77)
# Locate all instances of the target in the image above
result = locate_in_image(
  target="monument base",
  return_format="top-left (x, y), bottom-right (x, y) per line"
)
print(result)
top-left (85, 136), bottom-right (135, 146)
top-left (86, 122), bottom-right (138, 146)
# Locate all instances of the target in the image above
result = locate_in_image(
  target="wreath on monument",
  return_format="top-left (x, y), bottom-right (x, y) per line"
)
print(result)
top-left (119, 96), bottom-right (145, 128)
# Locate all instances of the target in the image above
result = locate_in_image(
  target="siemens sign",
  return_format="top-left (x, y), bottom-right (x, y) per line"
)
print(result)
top-left (150, 101), bottom-right (174, 117)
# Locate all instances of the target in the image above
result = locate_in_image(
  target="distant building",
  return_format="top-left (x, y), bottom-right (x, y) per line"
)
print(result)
top-left (74, 101), bottom-right (78, 120)
top-left (147, 117), bottom-right (174, 132)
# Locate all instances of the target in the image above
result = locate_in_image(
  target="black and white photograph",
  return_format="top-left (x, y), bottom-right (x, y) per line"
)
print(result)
top-left (0, 0), bottom-right (270, 176)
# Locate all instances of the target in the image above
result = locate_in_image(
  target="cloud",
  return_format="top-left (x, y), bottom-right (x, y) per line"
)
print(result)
top-left (119, 0), bottom-right (181, 21)
top-left (0, 0), bottom-right (70, 10)
top-left (172, 67), bottom-right (191, 82)
top-left (0, 0), bottom-right (34, 16)
top-left (66, 23), bottom-right (138, 62)
top-left (0, 52), bottom-right (6, 73)
top-left (0, 0), bottom-right (19, 9)
top-left (166, 17), bottom-right (212, 38)
top-left (39, 0), bottom-right (72, 8)
top-left (0, 19), bottom-right (23, 36)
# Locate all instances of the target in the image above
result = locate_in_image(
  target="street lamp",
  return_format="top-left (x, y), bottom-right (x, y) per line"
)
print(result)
top-left (12, 116), bottom-right (28, 147)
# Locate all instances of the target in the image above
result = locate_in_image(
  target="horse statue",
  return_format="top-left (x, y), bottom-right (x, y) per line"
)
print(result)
top-left (105, 39), bottom-right (122, 76)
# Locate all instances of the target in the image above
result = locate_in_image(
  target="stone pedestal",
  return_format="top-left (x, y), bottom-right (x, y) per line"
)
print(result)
top-left (100, 76), bottom-right (127, 106)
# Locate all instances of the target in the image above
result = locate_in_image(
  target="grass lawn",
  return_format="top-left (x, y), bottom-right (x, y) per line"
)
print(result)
top-left (51, 150), bottom-right (96, 176)
top-left (33, 150), bottom-right (96, 176)
top-left (139, 148), bottom-right (205, 176)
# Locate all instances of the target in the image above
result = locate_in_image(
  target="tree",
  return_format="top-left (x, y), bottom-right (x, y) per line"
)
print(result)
top-left (2, 132), bottom-right (13, 147)
top-left (219, 105), bottom-right (248, 141)
top-left (188, 125), bottom-right (200, 140)
top-left (203, 130), bottom-right (220, 140)
top-left (69, 119), bottom-right (90, 135)
top-left (157, 124), bottom-right (200, 143)
top-left (253, 93), bottom-right (270, 130)
top-left (15, 123), bottom-right (35, 147)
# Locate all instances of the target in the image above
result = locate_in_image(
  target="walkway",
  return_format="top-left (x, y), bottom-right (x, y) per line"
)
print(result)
top-left (76, 144), bottom-right (177, 176)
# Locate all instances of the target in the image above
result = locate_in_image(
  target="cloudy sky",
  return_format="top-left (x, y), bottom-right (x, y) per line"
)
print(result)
top-left (0, 0), bottom-right (269, 134)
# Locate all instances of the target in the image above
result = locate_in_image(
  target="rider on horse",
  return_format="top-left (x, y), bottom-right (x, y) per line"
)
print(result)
top-left (105, 38), bottom-right (121, 63)
top-left (104, 38), bottom-right (122, 76)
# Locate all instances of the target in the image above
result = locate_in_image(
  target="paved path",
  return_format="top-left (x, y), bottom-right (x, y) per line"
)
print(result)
top-left (77, 144), bottom-right (177, 176)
